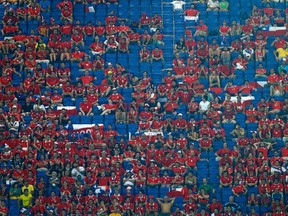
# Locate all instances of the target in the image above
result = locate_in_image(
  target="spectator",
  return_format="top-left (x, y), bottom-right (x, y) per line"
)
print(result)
top-left (207, 0), bottom-right (220, 11)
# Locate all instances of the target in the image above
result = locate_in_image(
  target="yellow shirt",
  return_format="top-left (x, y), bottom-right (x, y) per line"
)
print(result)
top-left (21, 185), bottom-right (34, 195)
top-left (19, 194), bottom-right (32, 207)
top-left (276, 47), bottom-right (288, 58)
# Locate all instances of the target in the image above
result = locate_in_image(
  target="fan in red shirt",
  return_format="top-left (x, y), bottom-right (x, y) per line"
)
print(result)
top-left (0, 200), bottom-right (8, 216)
top-left (194, 21), bottom-right (208, 37)
top-left (30, 199), bottom-right (46, 215)
top-left (146, 196), bottom-right (159, 215)
top-left (57, 0), bottom-right (73, 11)
top-left (79, 57), bottom-right (93, 71)
top-left (108, 88), bottom-right (124, 103)
top-left (151, 47), bottom-right (164, 62)
top-left (117, 20), bottom-right (130, 34)
top-left (71, 29), bottom-right (84, 48)
top-left (2, 21), bottom-right (19, 36)
top-left (27, 2), bottom-right (41, 21)
top-left (90, 37), bottom-right (105, 56)
top-left (232, 180), bottom-right (248, 196)
top-left (139, 46), bottom-right (151, 62)
top-left (219, 20), bottom-right (231, 36)
top-left (106, 20), bottom-right (118, 36)
top-left (232, 54), bottom-right (248, 72)
top-left (117, 33), bottom-right (130, 53)
top-left (241, 19), bottom-right (253, 36)
top-left (79, 97), bottom-right (93, 116)
top-left (271, 36), bottom-right (287, 49)
top-left (128, 29), bottom-right (140, 45)
top-left (83, 21), bottom-right (95, 37)
top-left (184, 4), bottom-right (200, 19)
top-left (220, 171), bottom-right (233, 188)
top-left (60, 5), bottom-right (73, 22)
top-left (185, 36), bottom-right (197, 54)
top-left (196, 44), bottom-right (209, 62)
top-left (94, 21), bottom-right (106, 37)
top-left (24, 54), bottom-right (37, 72)
top-left (199, 134), bottom-right (212, 151)
top-left (139, 13), bottom-right (150, 29)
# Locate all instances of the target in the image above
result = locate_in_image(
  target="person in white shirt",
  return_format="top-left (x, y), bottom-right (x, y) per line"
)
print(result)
top-left (242, 44), bottom-right (254, 61)
top-left (171, 1), bottom-right (186, 12)
top-left (207, 0), bottom-right (220, 11)
top-left (199, 95), bottom-right (211, 114)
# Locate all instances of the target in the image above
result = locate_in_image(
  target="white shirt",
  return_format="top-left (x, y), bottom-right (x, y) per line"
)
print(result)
top-left (199, 100), bottom-right (210, 111)
top-left (171, 1), bottom-right (186, 11)
top-left (207, 0), bottom-right (219, 9)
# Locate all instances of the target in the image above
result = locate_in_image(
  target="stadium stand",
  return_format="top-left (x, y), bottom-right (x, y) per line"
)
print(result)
top-left (0, 0), bottom-right (288, 215)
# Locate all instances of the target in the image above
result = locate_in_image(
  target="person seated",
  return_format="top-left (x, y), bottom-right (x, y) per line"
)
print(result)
top-left (207, 0), bottom-right (220, 11)
top-left (184, 4), bottom-right (200, 21)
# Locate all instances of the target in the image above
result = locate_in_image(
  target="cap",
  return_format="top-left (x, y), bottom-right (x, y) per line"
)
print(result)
top-left (107, 62), bottom-right (112, 66)
top-left (12, 105), bottom-right (17, 108)
top-left (144, 103), bottom-right (149, 107)
top-left (178, 113), bottom-right (183, 116)
top-left (149, 196), bottom-right (154, 199)
top-left (112, 87), bottom-right (117, 90)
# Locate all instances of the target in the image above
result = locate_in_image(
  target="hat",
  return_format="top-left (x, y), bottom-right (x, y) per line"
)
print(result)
top-left (12, 105), bottom-right (17, 108)
top-left (149, 196), bottom-right (154, 199)
top-left (112, 88), bottom-right (117, 90)
top-left (107, 62), bottom-right (112, 66)
top-left (144, 103), bottom-right (149, 107)
top-left (178, 113), bottom-right (183, 116)
top-left (178, 151), bottom-right (182, 153)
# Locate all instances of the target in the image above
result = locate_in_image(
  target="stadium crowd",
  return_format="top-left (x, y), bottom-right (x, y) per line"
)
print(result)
top-left (0, 0), bottom-right (288, 215)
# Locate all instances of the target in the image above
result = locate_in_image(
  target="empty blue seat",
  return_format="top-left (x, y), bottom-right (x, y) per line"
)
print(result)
top-left (104, 115), bottom-right (115, 126)
top-left (92, 115), bottom-right (104, 124)
top-left (115, 123), bottom-right (127, 134)
top-left (80, 115), bottom-right (92, 124)
top-left (70, 115), bottom-right (80, 124)
top-left (128, 123), bottom-right (138, 134)
top-left (147, 186), bottom-right (159, 197)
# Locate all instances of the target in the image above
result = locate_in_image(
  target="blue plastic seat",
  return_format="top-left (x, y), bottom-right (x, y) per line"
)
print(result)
top-left (104, 115), bottom-right (115, 126)
top-left (115, 123), bottom-right (127, 134)
top-left (70, 115), bottom-right (80, 124)
top-left (80, 115), bottom-right (92, 124)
